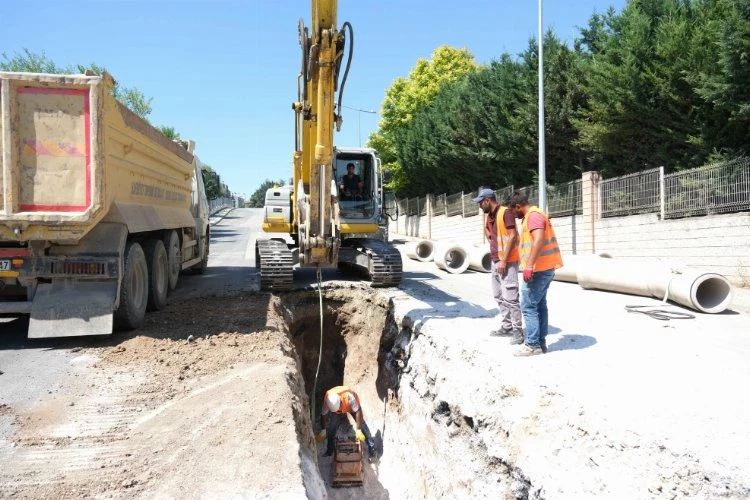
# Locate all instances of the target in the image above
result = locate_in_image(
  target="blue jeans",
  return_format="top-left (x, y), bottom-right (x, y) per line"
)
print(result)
top-left (521, 269), bottom-right (555, 348)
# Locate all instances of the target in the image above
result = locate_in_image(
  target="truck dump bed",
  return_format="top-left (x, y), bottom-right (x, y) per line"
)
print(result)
top-left (0, 71), bottom-right (195, 243)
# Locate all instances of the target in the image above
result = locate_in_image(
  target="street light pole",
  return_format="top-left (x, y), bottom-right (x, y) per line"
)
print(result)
top-left (342, 105), bottom-right (377, 147)
top-left (538, 0), bottom-right (547, 212)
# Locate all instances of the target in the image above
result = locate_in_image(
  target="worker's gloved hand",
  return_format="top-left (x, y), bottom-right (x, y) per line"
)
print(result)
top-left (316, 430), bottom-right (327, 443)
top-left (355, 430), bottom-right (366, 442)
top-left (523, 267), bottom-right (534, 282)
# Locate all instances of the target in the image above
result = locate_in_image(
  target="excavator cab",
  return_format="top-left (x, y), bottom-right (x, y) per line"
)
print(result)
top-left (335, 149), bottom-right (378, 222)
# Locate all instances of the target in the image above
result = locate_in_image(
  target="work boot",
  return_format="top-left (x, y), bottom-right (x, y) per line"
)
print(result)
top-left (489, 328), bottom-right (513, 337)
top-left (510, 330), bottom-right (524, 345)
top-left (513, 344), bottom-right (543, 357)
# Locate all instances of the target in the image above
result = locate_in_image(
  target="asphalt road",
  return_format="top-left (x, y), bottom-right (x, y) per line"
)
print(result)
top-left (0, 208), bottom-right (263, 439)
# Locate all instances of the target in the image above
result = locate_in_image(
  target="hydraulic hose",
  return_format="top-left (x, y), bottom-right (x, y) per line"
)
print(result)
top-left (335, 21), bottom-right (354, 128)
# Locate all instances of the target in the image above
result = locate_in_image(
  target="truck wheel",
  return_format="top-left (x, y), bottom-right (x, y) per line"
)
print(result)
top-left (114, 241), bottom-right (148, 330)
top-left (193, 231), bottom-right (210, 274)
top-left (144, 239), bottom-right (169, 311)
top-left (164, 230), bottom-right (181, 291)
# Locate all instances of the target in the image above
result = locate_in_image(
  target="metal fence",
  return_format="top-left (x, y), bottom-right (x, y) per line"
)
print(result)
top-left (445, 192), bottom-right (464, 217)
top-left (209, 196), bottom-right (235, 215)
top-left (547, 179), bottom-right (582, 218)
top-left (664, 157), bottom-right (750, 219)
top-left (394, 157), bottom-right (749, 222)
top-left (600, 168), bottom-right (661, 218)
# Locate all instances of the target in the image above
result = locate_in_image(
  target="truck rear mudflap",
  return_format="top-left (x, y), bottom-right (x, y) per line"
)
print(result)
top-left (29, 280), bottom-right (118, 338)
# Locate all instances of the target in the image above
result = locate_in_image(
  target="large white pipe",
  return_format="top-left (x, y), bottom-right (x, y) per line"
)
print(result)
top-left (574, 256), bottom-right (733, 314)
top-left (468, 245), bottom-right (492, 273)
top-left (434, 241), bottom-right (470, 274)
top-left (405, 239), bottom-right (435, 262)
top-left (554, 253), bottom-right (612, 283)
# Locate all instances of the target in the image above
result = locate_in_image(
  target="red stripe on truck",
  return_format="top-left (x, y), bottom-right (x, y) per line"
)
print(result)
top-left (0, 249), bottom-right (30, 257)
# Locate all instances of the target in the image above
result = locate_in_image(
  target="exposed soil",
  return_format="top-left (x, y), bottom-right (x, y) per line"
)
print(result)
top-left (0, 293), bottom-right (324, 499)
top-left (3, 281), bottom-right (749, 499)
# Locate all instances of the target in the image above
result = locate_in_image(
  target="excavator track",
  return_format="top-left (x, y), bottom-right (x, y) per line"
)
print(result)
top-left (255, 239), bottom-right (294, 291)
top-left (341, 238), bottom-right (403, 287)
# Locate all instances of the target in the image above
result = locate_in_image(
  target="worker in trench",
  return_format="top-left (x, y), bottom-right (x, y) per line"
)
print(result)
top-left (316, 385), bottom-right (377, 460)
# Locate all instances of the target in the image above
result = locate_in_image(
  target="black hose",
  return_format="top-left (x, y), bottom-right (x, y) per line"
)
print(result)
top-left (625, 305), bottom-right (695, 320)
top-left (336, 21), bottom-right (354, 126)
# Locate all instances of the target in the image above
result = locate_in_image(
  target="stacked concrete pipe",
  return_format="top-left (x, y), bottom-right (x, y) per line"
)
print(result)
top-left (468, 245), bottom-right (492, 273)
top-left (556, 254), bottom-right (733, 313)
top-left (434, 241), bottom-right (470, 274)
top-left (405, 239), bottom-right (435, 262)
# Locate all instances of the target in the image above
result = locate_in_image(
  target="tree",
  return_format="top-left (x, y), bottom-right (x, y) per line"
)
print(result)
top-left (76, 62), bottom-right (152, 119)
top-left (159, 126), bottom-right (180, 140)
top-left (201, 165), bottom-right (221, 200)
top-left (247, 179), bottom-right (286, 208)
top-left (0, 49), bottom-right (153, 120)
top-left (573, 0), bottom-right (715, 174)
top-left (369, 45), bottom-right (478, 194)
top-left (0, 48), bottom-right (66, 73)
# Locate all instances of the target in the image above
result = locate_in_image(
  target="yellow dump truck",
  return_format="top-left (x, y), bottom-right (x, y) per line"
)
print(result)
top-left (0, 71), bottom-right (210, 338)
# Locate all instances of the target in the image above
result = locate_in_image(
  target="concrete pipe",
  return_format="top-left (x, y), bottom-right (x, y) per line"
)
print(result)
top-left (405, 239), bottom-right (435, 262)
top-left (576, 257), bottom-right (733, 314)
top-left (554, 253), bottom-right (612, 283)
top-left (434, 241), bottom-right (470, 274)
top-left (468, 245), bottom-right (492, 273)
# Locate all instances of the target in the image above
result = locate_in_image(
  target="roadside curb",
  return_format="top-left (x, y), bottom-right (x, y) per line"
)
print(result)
top-left (210, 207), bottom-right (235, 225)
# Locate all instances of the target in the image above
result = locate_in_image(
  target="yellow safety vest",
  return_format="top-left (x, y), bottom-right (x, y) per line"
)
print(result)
top-left (519, 206), bottom-right (563, 271)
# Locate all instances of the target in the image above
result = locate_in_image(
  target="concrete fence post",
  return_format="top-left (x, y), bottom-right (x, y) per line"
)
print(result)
top-left (581, 171), bottom-right (601, 254)
top-left (659, 165), bottom-right (665, 220)
top-left (426, 193), bottom-right (433, 240)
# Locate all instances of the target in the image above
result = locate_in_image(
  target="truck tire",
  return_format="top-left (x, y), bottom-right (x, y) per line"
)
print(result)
top-left (193, 230), bottom-right (210, 274)
top-left (144, 239), bottom-right (169, 311)
top-left (114, 241), bottom-right (148, 331)
top-left (164, 230), bottom-right (181, 291)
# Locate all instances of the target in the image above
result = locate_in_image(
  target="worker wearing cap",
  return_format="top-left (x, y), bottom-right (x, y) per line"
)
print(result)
top-left (508, 191), bottom-right (563, 356)
top-left (473, 187), bottom-right (524, 343)
top-left (315, 385), bottom-right (376, 458)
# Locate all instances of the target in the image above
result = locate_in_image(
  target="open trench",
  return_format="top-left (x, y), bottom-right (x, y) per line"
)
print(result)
top-left (275, 287), bottom-right (532, 499)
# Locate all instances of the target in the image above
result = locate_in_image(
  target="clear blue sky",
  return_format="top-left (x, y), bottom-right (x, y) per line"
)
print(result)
top-left (2, 0), bottom-right (625, 198)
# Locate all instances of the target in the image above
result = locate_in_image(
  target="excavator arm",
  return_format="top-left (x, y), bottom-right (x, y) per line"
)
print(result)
top-left (293, 0), bottom-right (347, 267)
top-left (256, 1), bottom-right (402, 290)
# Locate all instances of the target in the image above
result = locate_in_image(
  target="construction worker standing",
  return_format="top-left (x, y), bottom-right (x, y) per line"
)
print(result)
top-left (316, 385), bottom-right (376, 458)
top-left (473, 187), bottom-right (523, 343)
top-left (509, 191), bottom-right (563, 356)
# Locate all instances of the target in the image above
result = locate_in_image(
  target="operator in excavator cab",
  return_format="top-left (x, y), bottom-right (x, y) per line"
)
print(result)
top-left (316, 385), bottom-right (377, 460)
top-left (339, 163), bottom-right (364, 200)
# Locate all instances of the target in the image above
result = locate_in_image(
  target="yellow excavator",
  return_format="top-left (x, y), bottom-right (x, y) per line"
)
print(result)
top-left (256, 0), bottom-right (402, 290)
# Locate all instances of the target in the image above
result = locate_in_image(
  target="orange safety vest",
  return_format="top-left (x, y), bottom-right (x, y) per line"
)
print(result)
top-left (486, 206), bottom-right (519, 263)
top-left (519, 206), bottom-right (563, 271)
top-left (323, 385), bottom-right (360, 414)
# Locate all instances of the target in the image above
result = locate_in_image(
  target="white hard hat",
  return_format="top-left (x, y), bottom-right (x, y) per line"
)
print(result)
top-left (325, 392), bottom-right (341, 412)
